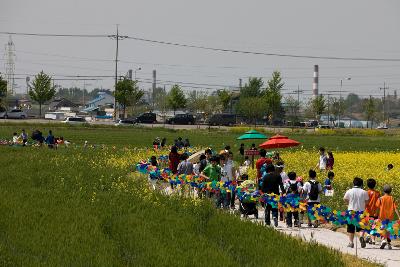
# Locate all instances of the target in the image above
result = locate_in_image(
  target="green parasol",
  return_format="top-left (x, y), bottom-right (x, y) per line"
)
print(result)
top-left (237, 129), bottom-right (267, 140)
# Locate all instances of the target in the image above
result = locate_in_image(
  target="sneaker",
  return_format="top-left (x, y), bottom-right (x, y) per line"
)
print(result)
top-left (274, 217), bottom-right (279, 227)
top-left (388, 244), bottom-right (392, 250)
top-left (347, 243), bottom-right (354, 248)
top-left (308, 223), bottom-right (313, 227)
top-left (313, 221), bottom-right (319, 228)
top-left (380, 240), bottom-right (387, 249)
top-left (359, 237), bottom-right (366, 248)
top-left (287, 224), bottom-right (292, 228)
top-left (365, 236), bottom-right (371, 244)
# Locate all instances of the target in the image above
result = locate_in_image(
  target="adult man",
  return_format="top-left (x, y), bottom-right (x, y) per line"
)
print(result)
top-left (177, 153), bottom-right (194, 175)
top-left (303, 169), bottom-right (323, 227)
top-left (221, 152), bottom-right (237, 209)
top-left (256, 149), bottom-right (272, 182)
top-left (343, 177), bottom-right (369, 248)
top-left (260, 164), bottom-right (284, 227)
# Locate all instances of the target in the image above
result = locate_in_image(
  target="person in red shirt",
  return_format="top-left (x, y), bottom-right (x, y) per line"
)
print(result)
top-left (168, 146), bottom-right (181, 174)
top-left (363, 178), bottom-right (380, 245)
top-left (255, 149), bottom-right (272, 183)
top-left (376, 184), bottom-right (400, 250)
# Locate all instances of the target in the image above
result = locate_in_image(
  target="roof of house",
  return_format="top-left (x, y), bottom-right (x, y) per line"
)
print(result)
top-left (49, 98), bottom-right (79, 109)
top-left (86, 92), bottom-right (114, 105)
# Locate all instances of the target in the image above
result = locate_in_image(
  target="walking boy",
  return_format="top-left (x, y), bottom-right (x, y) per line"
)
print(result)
top-left (364, 178), bottom-right (380, 245)
top-left (343, 177), bottom-right (369, 248)
top-left (376, 185), bottom-right (400, 249)
top-left (303, 170), bottom-right (323, 227)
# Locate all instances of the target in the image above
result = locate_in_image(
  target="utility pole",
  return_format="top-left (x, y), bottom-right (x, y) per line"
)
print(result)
top-left (152, 70), bottom-right (156, 109)
top-left (239, 78), bottom-right (242, 89)
top-left (380, 82), bottom-right (388, 125)
top-left (4, 35), bottom-right (16, 97)
top-left (109, 25), bottom-right (127, 119)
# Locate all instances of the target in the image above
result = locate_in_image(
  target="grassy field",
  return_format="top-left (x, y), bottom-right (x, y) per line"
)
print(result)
top-left (0, 122), bottom-right (398, 151)
top-left (0, 147), bottom-right (378, 266)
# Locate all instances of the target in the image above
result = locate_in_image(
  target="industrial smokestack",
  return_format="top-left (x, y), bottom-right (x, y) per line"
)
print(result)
top-left (313, 65), bottom-right (319, 98)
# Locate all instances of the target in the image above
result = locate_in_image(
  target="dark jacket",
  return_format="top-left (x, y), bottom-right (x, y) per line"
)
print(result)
top-left (260, 172), bottom-right (284, 195)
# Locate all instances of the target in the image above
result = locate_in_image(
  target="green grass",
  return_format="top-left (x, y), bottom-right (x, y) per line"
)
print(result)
top-left (0, 147), bottom-right (379, 266)
top-left (0, 122), bottom-right (398, 151)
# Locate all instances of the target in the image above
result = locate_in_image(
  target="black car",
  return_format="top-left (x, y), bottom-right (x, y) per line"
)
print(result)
top-left (135, 112), bottom-right (157, 124)
top-left (208, 114), bottom-right (236, 126)
top-left (166, 114), bottom-right (195, 125)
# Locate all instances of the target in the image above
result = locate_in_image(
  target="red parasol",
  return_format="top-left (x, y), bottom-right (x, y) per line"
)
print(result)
top-left (259, 134), bottom-right (300, 149)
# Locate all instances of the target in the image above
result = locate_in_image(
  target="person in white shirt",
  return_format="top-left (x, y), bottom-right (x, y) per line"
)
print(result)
top-left (316, 147), bottom-right (327, 171)
top-left (220, 152), bottom-right (237, 209)
top-left (343, 177), bottom-right (369, 248)
top-left (303, 169), bottom-right (323, 227)
top-left (12, 132), bottom-right (19, 145)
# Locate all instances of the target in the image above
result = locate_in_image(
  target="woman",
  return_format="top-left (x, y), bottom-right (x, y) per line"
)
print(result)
top-left (168, 146), bottom-right (181, 174)
top-left (327, 151), bottom-right (334, 170)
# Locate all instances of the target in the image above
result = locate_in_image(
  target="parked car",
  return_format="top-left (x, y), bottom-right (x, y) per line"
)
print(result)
top-left (317, 124), bottom-right (331, 129)
top-left (166, 114), bottom-right (195, 125)
top-left (0, 109), bottom-right (28, 119)
top-left (115, 119), bottom-right (135, 126)
top-left (208, 114), bottom-right (236, 126)
top-left (134, 112), bottom-right (157, 124)
top-left (62, 117), bottom-right (86, 124)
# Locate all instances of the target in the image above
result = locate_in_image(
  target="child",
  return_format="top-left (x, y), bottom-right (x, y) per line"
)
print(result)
top-left (285, 172), bottom-right (300, 227)
top-left (150, 156), bottom-right (158, 167)
top-left (386, 164), bottom-right (394, 171)
top-left (326, 151), bottom-right (334, 170)
top-left (12, 132), bottom-right (19, 145)
top-left (316, 147), bottom-right (327, 171)
top-left (303, 169), bottom-right (323, 228)
top-left (324, 171), bottom-right (334, 196)
top-left (364, 178), bottom-right (380, 245)
top-left (243, 156), bottom-right (251, 167)
top-left (376, 185), bottom-right (400, 250)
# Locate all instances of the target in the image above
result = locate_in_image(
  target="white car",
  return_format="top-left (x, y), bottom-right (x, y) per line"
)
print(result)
top-left (114, 119), bottom-right (135, 126)
top-left (62, 117), bottom-right (86, 124)
top-left (0, 109), bottom-right (28, 119)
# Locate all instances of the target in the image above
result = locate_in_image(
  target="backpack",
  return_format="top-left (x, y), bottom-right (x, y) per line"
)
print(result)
top-left (308, 180), bottom-right (320, 201)
top-left (286, 181), bottom-right (298, 194)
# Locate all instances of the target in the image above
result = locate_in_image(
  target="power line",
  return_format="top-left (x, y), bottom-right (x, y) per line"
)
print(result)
top-left (125, 35), bottom-right (400, 62)
top-left (2, 31), bottom-right (400, 61)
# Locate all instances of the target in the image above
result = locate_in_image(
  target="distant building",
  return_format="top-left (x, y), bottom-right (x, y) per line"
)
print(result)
top-left (48, 98), bottom-right (79, 112)
top-left (82, 92), bottom-right (114, 113)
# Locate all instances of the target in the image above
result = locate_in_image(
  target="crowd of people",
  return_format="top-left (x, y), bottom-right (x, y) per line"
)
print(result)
top-left (8, 129), bottom-right (70, 148)
top-left (147, 144), bottom-right (398, 250)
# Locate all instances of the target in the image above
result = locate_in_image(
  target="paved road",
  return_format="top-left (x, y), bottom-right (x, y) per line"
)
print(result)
top-left (0, 118), bottom-right (315, 132)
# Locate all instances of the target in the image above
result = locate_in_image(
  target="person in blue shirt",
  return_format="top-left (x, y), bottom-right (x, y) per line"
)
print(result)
top-left (45, 130), bottom-right (55, 149)
top-left (324, 171), bottom-right (335, 192)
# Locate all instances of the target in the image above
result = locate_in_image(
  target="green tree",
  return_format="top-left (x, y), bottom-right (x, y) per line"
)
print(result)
top-left (115, 79), bottom-right (143, 118)
top-left (331, 98), bottom-right (346, 125)
top-left (217, 89), bottom-right (232, 112)
top-left (29, 71), bottom-right (56, 117)
top-left (363, 96), bottom-right (376, 128)
top-left (240, 77), bottom-right (264, 98)
top-left (237, 97), bottom-right (267, 127)
top-left (167, 85), bottom-right (186, 114)
top-left (264, 71), bottom-right (284, 120)
top-left (0, 76), bottom-right (7, 108)
top-left (309, 95), bottom-right (326, 120)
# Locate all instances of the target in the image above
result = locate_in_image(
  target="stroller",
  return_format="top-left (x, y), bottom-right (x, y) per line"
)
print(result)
top-left (238, 180), bottom-right (258, 219)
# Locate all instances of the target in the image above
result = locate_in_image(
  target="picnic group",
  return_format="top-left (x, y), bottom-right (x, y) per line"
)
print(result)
top-left (145, 144), bottom-right (399, 250)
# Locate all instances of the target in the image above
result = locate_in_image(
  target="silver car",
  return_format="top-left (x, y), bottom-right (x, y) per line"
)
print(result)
top-left (1, 109), bottom-right (28, 119)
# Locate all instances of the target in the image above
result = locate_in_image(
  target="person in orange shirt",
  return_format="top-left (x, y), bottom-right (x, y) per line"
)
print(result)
top-left (376, 185), bottom-right (400, 250)
top-left (364, 178), bottom-right (380, 245)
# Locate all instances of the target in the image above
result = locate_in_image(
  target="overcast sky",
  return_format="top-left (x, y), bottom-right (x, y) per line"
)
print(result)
top-left (1, 0), bottom-right (400, 100)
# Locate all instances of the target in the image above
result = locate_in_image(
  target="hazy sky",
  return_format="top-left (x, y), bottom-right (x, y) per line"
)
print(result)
top-left (1, 0), bottom-right (400, 100)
